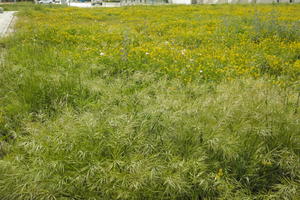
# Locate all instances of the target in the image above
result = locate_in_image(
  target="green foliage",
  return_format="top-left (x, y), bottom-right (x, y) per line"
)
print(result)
top-left (1, 77), bottom-right (300, 199)
top-left (0, 3), bottom-right (299, 200)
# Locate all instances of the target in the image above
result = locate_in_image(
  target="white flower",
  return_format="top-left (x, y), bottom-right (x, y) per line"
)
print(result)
top-left (200, 70), bottom-right (203, 73)
top-left (100, 52), bottom-right (105, 56)
top-left (145, 52), bottom-right (150, 55)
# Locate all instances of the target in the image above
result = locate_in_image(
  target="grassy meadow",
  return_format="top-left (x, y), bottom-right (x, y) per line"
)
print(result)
top-left (0, 3), bottom-right (300, 199)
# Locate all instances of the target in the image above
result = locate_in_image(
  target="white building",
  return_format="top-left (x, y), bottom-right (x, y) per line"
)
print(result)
top-left (170, 0), bottom-right (191, 4)
top-left (172, 0), bottom-right (298, 3)
top-left (161, 0), bottom-right (296, 3)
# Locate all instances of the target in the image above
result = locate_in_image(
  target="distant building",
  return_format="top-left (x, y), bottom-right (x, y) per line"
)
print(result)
top-left (170, 0), bottom-right (298, 3)
top-left (118, 0), bottom-right (298, 4)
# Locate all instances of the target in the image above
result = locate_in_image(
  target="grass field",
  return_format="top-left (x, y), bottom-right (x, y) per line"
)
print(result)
top-left (0, 3), bottom-right (300, 199)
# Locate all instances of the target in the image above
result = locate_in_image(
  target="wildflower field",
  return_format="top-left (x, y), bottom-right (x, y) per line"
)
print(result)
top-left (0, 3), bottom-right (300, 199)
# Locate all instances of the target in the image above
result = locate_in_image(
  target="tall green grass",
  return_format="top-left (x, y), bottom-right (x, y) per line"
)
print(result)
top-left (0, 3), bottom-right (299, 200)
top-left (1, 76), bottom-right (299, 199)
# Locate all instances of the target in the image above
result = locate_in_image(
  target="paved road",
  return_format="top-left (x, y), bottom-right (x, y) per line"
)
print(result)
top-left (0, 11), bottom-right (16, 37)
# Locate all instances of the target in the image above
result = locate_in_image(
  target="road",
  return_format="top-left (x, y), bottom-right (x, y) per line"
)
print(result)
top-left (0, 11), bottom-right (16, 37)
